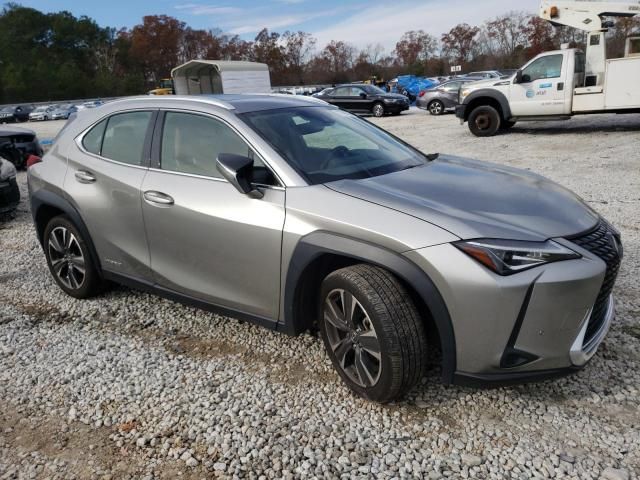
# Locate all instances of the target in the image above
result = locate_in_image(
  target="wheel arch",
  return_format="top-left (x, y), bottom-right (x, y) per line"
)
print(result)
top-left (463, 89), bottom-right (512, 122)
top-left (31, 189), bottom-right (103, 276)
top-left (282, 231), bottom-right (457, 384)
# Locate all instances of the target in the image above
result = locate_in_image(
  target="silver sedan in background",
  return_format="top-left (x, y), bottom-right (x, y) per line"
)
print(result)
top-left (417, 78), bottom-right (482, 115)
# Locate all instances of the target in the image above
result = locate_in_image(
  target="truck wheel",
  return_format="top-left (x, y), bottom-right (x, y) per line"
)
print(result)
top-left (468, 105), bottom-right (501, 137)
top-left (319, 264), bottom-right (428, 403)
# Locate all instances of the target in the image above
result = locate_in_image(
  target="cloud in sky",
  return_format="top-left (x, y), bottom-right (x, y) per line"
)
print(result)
top-left (175, 0), bottom-right (539, 52)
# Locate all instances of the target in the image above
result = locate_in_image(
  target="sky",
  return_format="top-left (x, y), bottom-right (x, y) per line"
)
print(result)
top-left (14, 0), bottom-right (540, 52)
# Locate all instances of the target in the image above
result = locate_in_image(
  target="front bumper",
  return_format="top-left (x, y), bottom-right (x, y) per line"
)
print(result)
top-left (405, 236), bottom-right (618, 384)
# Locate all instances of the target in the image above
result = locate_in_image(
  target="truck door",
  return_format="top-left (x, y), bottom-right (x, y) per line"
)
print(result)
top-left (510, 53), bottom-right (568, 116)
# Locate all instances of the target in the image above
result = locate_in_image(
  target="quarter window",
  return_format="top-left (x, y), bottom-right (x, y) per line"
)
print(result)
top-left (100, 112), bottom-right (152, 165)
top-left (82, 119), bottom-right (107, 155)
top-left (521, 55), bottom-right (563, 83)
top-left (160, 112), bottom-right (279, 186)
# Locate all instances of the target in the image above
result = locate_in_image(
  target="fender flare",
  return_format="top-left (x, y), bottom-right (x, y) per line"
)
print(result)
top-left (30, 189), bottom-right (103, 276)
top-left (463, 89), bottom-right (512, 121)
top-left (283, 231), bottom-right (457, 384)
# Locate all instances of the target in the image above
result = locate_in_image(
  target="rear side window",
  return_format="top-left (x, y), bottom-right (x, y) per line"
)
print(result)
top-left (101, 112), bottom-right (152, 165)
top-left (82, 119), bottom-right (107, 154)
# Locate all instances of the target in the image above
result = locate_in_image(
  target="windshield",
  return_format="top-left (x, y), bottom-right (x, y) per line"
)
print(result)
top-left (34, 106), bottom-right (47, 112)
top-left (0, 107), bottom-right (13, 113)
top-left (240, 106), bottom-right (425, 185)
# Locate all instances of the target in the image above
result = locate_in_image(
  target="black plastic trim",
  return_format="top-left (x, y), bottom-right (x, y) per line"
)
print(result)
top-left (453, 366), bottom-right (581, 389)
top-left (461, 89), bottom-right (512, 121)
top-left (499, 275), bottom-right (542, 369)
top-left (30, 189), bottom-right (103, 276)
top-left (283, 231), bottom-right (457, 384)
top-left (103, 270), bottom-right (280, 331)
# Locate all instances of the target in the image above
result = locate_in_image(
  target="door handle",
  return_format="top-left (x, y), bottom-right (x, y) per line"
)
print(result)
top-left (143, 191), bottom-right (174, 206)
top-left (557, 82), bottom-right (565, 91)
top-left (74, 170), bottom-right (96, 184)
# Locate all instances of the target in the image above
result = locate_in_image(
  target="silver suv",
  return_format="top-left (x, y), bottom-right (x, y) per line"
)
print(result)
top-left (28, 95), bottom-right (622, 402)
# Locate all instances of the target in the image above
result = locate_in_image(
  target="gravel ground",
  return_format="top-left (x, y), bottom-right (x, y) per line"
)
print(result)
top-left (1, 112), bottom-right (639, 479)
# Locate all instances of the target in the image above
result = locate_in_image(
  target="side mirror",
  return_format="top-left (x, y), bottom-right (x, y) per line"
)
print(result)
top-left (515, 70), bottom-right (523, 83)
top-left (216, 153), bottom-right (264, 199)
top-left (359, 92), bottom-right (367, 99)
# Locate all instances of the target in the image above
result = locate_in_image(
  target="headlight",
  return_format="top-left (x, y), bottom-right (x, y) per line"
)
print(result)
top-left (454, 239), bottom-right (581, 275)
top-left (460, 89), bottom-right (471, 102)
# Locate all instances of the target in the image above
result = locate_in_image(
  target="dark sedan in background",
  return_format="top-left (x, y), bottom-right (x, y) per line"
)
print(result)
top-left (417, 78), bottom-right (482, 115)
top-left (0, 105), bottom-right (34, 123)
top-left (0, 125), bottom-right (43, 169)
top-left (315, 84), bottom-right (410, 117)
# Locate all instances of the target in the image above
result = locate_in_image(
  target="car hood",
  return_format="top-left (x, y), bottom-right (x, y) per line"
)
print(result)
top-left (325, 155), bottom-right (599, 242)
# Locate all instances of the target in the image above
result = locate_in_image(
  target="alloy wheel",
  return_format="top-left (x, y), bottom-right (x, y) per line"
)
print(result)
top-left (429, 101), bottom-right (443, 115)
top-left (372, 104), bottom-right (385, 117)
top-left (47, 226), bottom-right (86, 290)
top-left (323, 289), bottom-right (382, 388)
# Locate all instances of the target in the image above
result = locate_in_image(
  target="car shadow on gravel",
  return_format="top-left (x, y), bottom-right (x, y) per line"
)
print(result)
top-left (507, 123), bottom-right (640, 135)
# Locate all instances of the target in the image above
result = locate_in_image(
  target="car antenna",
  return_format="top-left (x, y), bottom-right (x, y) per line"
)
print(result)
top-left (426, 153), bottom-right (439, 162)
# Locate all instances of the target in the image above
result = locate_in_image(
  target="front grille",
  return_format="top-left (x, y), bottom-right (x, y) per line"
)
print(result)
top-left (567, 220), bottom-right (622, 343)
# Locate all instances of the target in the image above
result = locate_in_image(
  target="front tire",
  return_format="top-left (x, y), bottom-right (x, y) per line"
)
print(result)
top-left (319, 265), bottom-right (428, 403)
top-left (468, 105), bottom-right (501, 137)
top-left (372, 102), bottom-right (385, 118)
top-left (43, 215), bottom-right (103, 299)
top-left (428, 100), bottom-right (445, 116)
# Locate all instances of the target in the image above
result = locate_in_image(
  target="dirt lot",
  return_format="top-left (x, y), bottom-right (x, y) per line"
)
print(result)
top-left (1, 110), bottom-right (639, 479)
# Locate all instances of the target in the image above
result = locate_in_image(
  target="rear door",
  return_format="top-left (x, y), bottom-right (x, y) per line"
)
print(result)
top-left (65, 110), bottom-right (156, 278)
top-left (141, 110), bottom-right (285, 320)
top-left (329, 87), bottom-right (354, 111)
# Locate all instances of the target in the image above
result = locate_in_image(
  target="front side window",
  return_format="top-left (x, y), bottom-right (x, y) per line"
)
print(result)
top-left (100, 111), bottom-right (152, 165)
top-left (240, 106), bottom-right (425, 185)
top-left (160, 112), bottom-right (279, 186)
top-left (522, 55), bottom-right (563, 83)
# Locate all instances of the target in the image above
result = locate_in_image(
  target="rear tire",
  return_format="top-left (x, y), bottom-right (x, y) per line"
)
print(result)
top-left (428, 100), bottom-right (445, 116)
top-left (468, 105), bottom-right (501, 137)
top-left (43, 215), bottom-right (103, 299)
top-left (319, 264), bottom-right (428, 403)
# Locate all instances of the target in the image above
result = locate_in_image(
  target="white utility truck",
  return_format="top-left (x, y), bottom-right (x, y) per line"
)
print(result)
top-left (456, 1), bottom-right (640, 136)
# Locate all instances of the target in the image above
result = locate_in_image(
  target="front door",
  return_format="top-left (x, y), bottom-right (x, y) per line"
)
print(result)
top-left (141, 111), bottom-right (285, 320)
top-left (510, 53), bottom-right (567, 116)
top-left (64, 110), bottom-right (155, 278)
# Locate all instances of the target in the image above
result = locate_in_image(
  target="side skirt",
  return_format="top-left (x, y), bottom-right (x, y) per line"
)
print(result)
top-left (102, 270), bottom-right (281, 333)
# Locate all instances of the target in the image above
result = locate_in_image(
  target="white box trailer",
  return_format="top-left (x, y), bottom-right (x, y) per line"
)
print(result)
top-left (171, 60), bottom-right (271, 95)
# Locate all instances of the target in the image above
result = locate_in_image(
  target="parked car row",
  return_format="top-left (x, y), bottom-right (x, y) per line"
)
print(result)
top-left (0, 100), bottom-right (105, 123)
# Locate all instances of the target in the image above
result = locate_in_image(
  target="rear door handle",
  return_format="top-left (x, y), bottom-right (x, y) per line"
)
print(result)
top-left (143, 191), bottom-right (174, 206)
top-left (557, 82), bottom-right (565, 91)
top-left (74, 170), bottom-right (96, 184)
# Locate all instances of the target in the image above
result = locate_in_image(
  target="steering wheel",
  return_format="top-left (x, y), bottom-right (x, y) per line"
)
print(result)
top-left (321, 146), bottom-right (352, 170)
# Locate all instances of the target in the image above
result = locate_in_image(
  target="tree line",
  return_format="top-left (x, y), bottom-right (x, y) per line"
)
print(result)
top-left (1, 3), bottom-right (638, 103)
